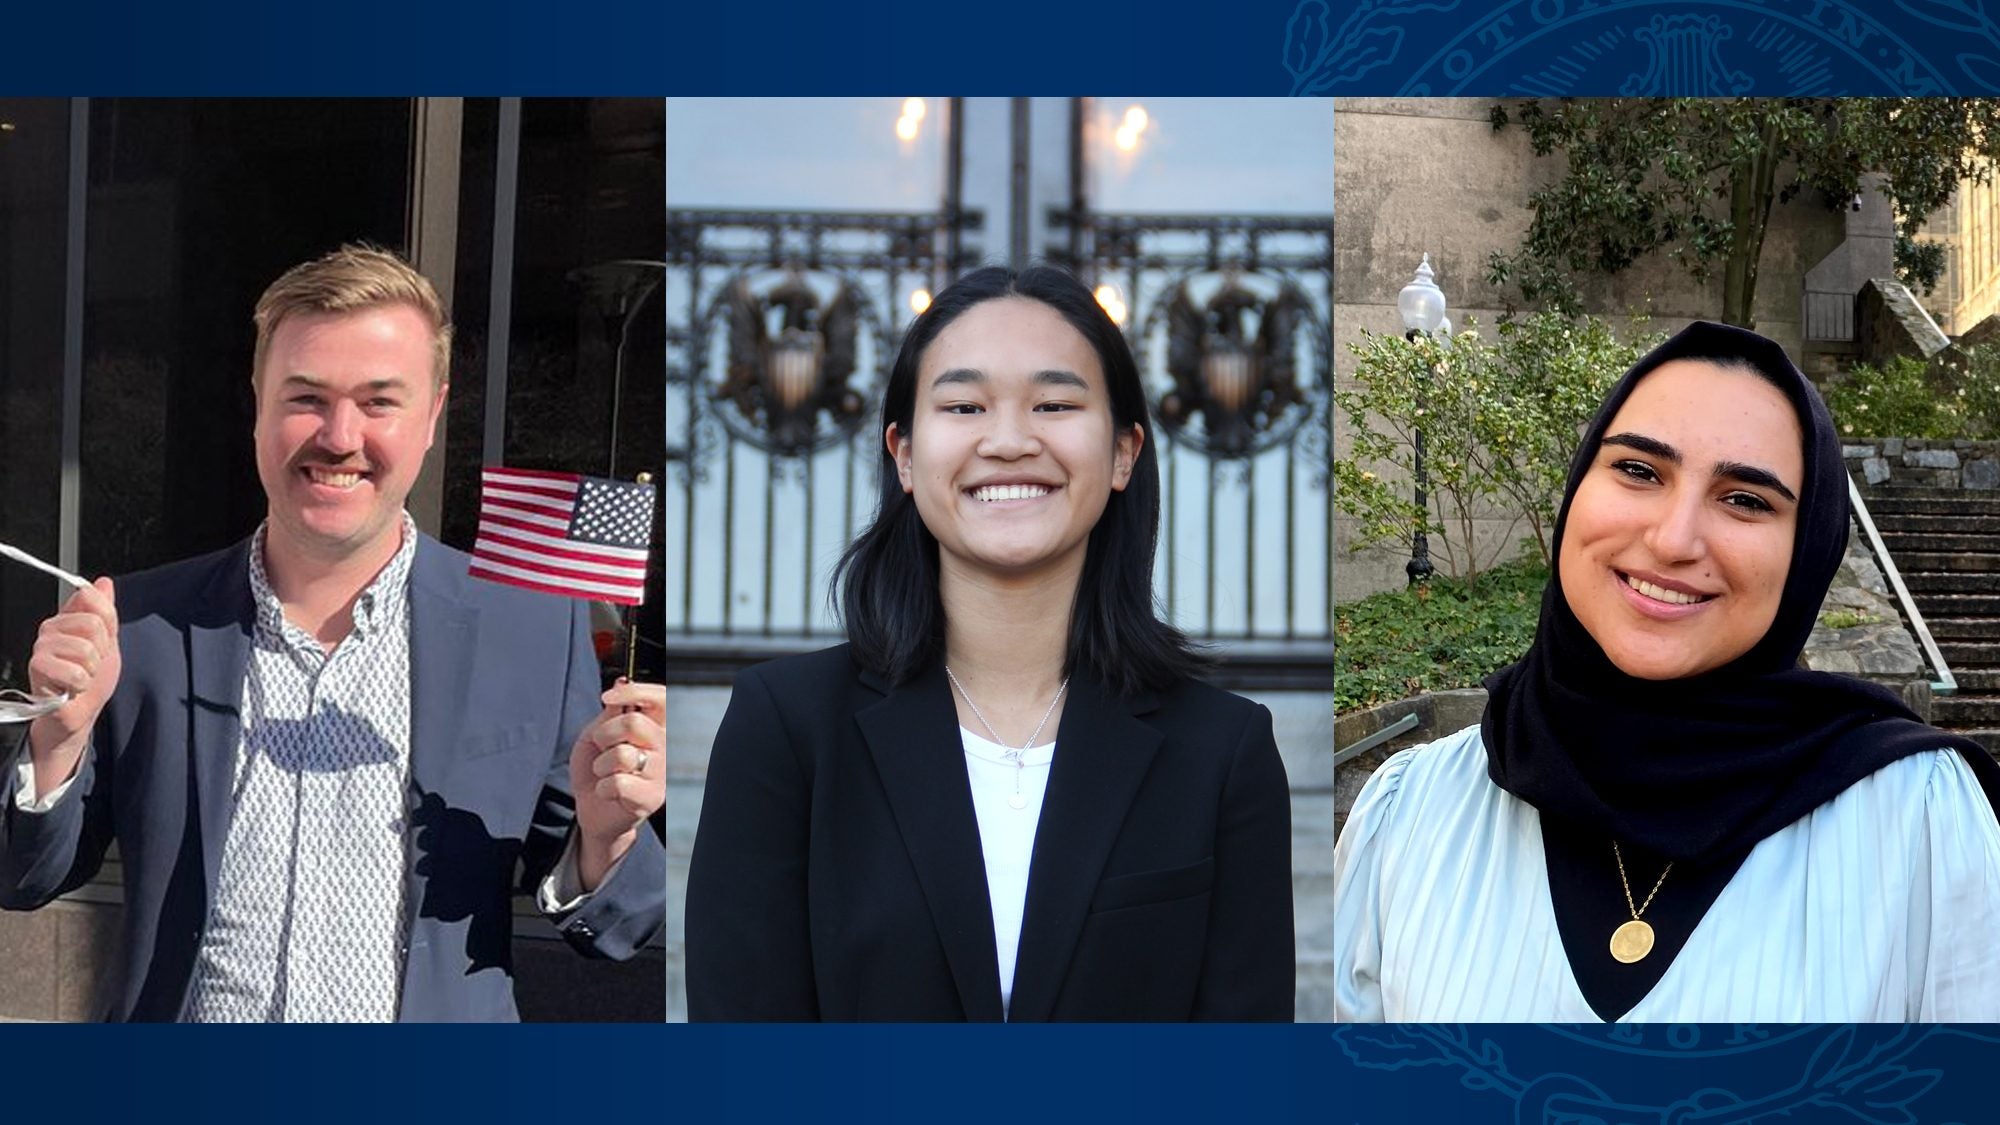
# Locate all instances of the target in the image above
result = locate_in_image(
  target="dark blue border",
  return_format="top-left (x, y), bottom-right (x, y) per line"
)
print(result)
top-left (12, 1022), bottom-right (2000, 1119)
top-left (12, 1), bottom-right (2000, 1122)
top-left (9, 0), bottom-right (2000, 93)
top-left (2, 1024), bottom-right (1323, 1121)
top-left (3, 0), bottom-right (1292, 94)
top-left (1335, 1024), bottom-right (2000, 1120)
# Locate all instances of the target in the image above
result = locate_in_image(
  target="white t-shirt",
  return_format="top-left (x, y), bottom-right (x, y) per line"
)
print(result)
top-left (960, 726), bottom-right (1055, 1019)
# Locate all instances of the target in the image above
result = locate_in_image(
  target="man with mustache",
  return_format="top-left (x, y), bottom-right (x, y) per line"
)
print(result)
top-left (0, 245), bottom-right (665, 1021)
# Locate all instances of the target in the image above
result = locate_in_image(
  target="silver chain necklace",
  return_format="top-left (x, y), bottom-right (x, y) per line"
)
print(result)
top-left (946, 664), bottom-right (1067, 810)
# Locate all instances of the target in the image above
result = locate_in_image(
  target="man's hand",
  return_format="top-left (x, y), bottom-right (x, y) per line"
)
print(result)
top-left (24, 578), bottom-right (119, 800)
top-left (568, 679), bottom-right (665, 891)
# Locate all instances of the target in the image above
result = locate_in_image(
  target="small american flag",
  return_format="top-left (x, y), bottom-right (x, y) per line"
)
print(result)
top-left (470, 467), bottom-right (655, 605)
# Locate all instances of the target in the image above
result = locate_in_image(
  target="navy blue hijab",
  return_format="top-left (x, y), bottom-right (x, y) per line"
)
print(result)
top-left (1483, 321), bottom-right (2000, 863)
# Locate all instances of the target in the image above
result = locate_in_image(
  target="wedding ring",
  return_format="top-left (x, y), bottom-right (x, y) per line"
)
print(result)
top-left (634, 749), bottom-right (650, 775)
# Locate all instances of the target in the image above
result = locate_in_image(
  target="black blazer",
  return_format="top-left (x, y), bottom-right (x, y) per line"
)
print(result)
top-left (684, 644), bottom-right (1294, 1021)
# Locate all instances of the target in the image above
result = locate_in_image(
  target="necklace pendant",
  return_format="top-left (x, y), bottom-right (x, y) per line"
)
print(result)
top-left (1008, 792), bottom-right (1028, 810)
top-left (1609, 919), bottom-right (1656, 963)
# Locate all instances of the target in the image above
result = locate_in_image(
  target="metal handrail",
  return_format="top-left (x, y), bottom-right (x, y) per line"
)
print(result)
top-left (1334, 711), bottom-right (1422, 769)
top-left (1847, 472), bottom-right (1957, 696)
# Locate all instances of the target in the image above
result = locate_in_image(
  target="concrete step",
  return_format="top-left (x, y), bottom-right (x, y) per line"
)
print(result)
top-left (1952, 729), bottom-right (2000, 753)
top-left (1940, 641), bottom-right (2000, 665)
top-left (1937, 696), bottom-right (2000, 725)
top-left (1870, 513), bottom-right (2000, 534)
top-left (1928, 617), bottom-right (2000, 641)
top-left (1905, 572), bottom-right (2000, 594)
top-left (1915, 594), bottom-right (2000, 617)
top-left (1952, 670), bottom-right (2000, 692)
top-left (1861, 482), bottom-right (1994, 497)
top-left (1862, 493), bottom-right (2000, 515)
top-left (1878, 532), bottom-right (2000, 553)
top-left (1893, 552), bottom-right (2000, 572)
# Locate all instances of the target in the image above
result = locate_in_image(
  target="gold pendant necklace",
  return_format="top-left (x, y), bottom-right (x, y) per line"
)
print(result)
top-left (1609, 840), bottom-right (1673, 964)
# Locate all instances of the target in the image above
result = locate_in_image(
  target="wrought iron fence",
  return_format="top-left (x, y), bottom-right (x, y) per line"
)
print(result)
top-left (664, 205), bottom-right (1332, 658)
top-left (664, 207), bottom-right (979, 640)
top-left (1049, 209), bottom-right (1334, 644)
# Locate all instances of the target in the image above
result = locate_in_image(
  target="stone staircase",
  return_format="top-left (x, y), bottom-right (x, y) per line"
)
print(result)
top-left (1860, 484), bottom-right (2000, 751)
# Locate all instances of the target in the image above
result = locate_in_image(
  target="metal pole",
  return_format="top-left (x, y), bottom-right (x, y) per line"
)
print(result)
top-left (404, 96), bottom-right (463, 536)
top-left (945, 97), bottom-right (965, 280)
top-left (1067, 97), bottom-right (1086, 270)
top-left (58, 98), bottom-right (88, 579)
top-left (624, 471), bottom-right (655, 681)
top-left (482, 98), bottom-right (522, 466)
top-left (1405, 328), bottom-right (1433, 585)
top-left (1009, 97), bottom-right (1030, 268)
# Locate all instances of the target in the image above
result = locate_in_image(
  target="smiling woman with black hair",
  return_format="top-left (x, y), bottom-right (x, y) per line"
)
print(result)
top-left (684, 265), bottom-right (1295, 1022)
top-left (1335, 321), bottom-right (2000, 1022)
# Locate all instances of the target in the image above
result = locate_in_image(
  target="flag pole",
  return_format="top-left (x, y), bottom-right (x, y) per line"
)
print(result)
top-left (624, 470), bottom-right (654, 682)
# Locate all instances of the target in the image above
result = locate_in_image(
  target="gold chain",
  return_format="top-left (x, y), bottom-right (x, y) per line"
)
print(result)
top-left (1612, 840), bottom-right (1673, 919)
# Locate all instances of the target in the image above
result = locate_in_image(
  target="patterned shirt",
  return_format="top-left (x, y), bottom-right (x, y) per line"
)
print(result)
top-left (184, 516), bottom-right (418, 1022)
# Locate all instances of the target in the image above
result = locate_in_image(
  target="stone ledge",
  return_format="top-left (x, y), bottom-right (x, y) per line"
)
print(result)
top-left (1845, 439), bottom-right (2000, 491)
top-left (1803, 525), bottom-right (1928, 700)
top-left (0, 898), bottom-right (665, 1022)
top-left (1858, 279), bottom-right (1951, 365)
top-left (1335, 688), bottom-right (1488, 836)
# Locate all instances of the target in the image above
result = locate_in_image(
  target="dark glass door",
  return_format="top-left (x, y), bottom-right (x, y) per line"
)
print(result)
top-left (79, 98), bottom-right (411, 576)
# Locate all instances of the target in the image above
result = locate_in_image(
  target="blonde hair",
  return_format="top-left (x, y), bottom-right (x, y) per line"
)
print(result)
top-left (252, 244), bottom-right (452, 391)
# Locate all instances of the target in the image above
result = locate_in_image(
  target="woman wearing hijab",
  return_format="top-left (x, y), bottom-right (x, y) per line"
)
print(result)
top-left (685, 265), bottom-right (1295, 1021)
top-left (1334, 320), bottom-right (2000, 1022)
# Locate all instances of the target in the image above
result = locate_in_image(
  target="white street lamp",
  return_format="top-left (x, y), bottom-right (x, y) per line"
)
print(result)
top-left (1397, 255), bottom-right (1447, 585)
top-left (1398, 253), bottom-right (1446, 336)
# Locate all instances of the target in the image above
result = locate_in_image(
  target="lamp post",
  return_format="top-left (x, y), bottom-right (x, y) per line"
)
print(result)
top-left (1398, 254), bottom-right (1446, 586)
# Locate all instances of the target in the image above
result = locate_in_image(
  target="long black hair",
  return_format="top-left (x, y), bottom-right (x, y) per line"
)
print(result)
top-left (833, 264), bottom-right (1204, 697)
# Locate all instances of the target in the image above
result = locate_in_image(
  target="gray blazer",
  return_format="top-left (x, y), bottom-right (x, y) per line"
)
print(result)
top-left (0, 533), bottom-right (665, 1021)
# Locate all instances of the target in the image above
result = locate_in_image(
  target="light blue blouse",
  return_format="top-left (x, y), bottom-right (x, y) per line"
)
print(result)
top-left (1335, 725), bottom-right (2000, 1022)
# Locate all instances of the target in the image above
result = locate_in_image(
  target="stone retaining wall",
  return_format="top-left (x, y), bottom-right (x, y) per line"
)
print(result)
top-left (1845, 438), bottom-right (2000, 490)
top-left (0, 901), bottom-right (667, 1022)
top-left (1334, 688), bottom-right (1488, 839)
top-left (1800, 525), bottom-right (1927, 694)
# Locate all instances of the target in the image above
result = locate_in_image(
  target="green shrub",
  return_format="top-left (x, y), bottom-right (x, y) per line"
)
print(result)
top-left (1951, 345), bottom-right (2000, 439)
top-left (1826, 349), bottom-right (2000, 440)
top-left (1335, 558), bottom-right (1549, 714)
top-left (1823, 356), bottom-right (1958, 439)
top-left (1816, 608), bottom-right (1882, 630)
top-left (1335, 312), bottom-right (1661, 585)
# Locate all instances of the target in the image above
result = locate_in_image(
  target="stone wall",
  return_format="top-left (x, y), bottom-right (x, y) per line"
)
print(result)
top-left (1849, 439), bottom-right (2000, 491)
top-left (0, 899), bottom-right (120, 1021)
top-left (1800, 525), bottom-right (1929, 698)
top-left (1333, 687), bottom-right (1488, 840)
top-left (0, 898), bottom-right (666, 1022)
top-left (1855, 279), bottom-right (1952, 366)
